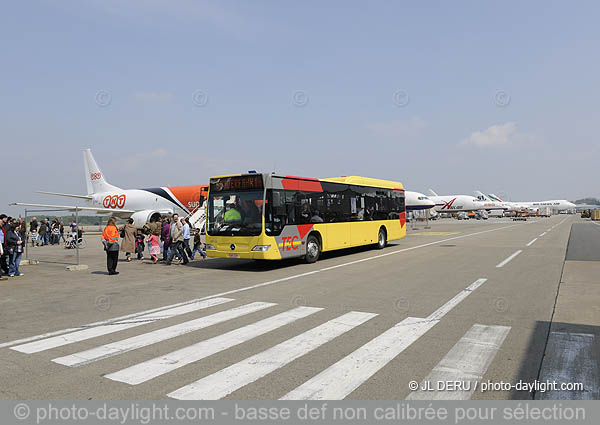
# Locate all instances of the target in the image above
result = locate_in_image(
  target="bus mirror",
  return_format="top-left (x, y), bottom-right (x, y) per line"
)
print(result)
top-left (273, 191), bottom-right (281, 207)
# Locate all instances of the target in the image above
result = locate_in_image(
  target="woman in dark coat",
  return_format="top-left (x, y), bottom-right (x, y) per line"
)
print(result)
top-left (161, 217), bottom-right (171, 262)
top-left (6, 223), bottom-right (24, 277)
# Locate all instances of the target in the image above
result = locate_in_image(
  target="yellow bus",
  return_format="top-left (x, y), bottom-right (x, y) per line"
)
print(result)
top-left (205, 173), bottom-right (406, 262)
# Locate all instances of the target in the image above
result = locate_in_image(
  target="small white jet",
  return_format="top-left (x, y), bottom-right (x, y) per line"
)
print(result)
top-left (405, 191), bottom-right (436, 211)
top-left (12, 149), bottom-right (208, 228)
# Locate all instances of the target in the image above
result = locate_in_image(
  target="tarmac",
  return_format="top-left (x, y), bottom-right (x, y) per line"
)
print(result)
top-left (0, 215), bottom-right (598, 400)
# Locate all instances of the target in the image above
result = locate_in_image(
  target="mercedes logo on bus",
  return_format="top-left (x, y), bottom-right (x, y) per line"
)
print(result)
top-left (230, 244), bottom-right (236, 251)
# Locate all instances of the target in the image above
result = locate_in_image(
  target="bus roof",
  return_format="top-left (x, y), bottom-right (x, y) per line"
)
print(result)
top-left (322, 176), bottom-right (404, 190)
top-left (209, 173), bottom-right (404, 190)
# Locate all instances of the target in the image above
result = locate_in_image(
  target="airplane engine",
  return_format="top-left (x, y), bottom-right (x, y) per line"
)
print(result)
top-left (130, 210), bottom-right (167, 228)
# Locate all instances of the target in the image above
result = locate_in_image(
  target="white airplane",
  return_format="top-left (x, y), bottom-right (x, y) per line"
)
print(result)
top-left (405, 191), bottom-right (436, 211)
top-left (474, 191), bottom-right (519, 213)
top-left (427, 189), bottom-right (506, 213)
top-left (12, 149), bottom-right (208, 228)
top-left (486, 193), bottom-right (576, 212)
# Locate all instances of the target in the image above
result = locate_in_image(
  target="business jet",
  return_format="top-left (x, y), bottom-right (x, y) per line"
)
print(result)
top-left (427, 189), bottom-right (506, 213)
top-left (405, 191), bottom-right (436, 211)
top-left (12, 149), bottom-right (208, 228)
top-left (486, 193), bottom-right (576, 212)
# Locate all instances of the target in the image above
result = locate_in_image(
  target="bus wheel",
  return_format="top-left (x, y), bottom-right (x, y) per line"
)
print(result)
top-left (305, 235), bottom-right (321, 263)
top-left (376, 228), bottom-right (387, 249)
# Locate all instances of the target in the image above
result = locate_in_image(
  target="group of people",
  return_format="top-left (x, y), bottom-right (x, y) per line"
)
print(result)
top-left (0, 214), bottom-right (26, 279)
top-left (101, 214), bottom-right (206, 275)
top-left (28, 217), bottom-right (79, 246)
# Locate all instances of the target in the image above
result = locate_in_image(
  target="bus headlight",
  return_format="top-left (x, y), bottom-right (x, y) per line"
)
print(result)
top-left (205, 244), bottom-right (216, 250)
top-left (251, 245), bottom-right (271, 252)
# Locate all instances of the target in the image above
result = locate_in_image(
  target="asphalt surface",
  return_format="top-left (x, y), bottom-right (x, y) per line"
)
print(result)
top-left (0, 214), bottom-right (595, 400)
top-left (566, 222), bottom-right (600, 261)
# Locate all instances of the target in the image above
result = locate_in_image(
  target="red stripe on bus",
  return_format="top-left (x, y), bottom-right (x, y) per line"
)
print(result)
top-left (282, 177), bottom-right (323, 192)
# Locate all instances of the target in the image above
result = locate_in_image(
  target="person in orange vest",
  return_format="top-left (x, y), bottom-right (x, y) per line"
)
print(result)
top-left (101, 217), bottom-right (120, 275)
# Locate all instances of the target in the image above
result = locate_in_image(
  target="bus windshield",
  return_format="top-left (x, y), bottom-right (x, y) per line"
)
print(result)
top-left (207, 190), bottom-right (264, 236)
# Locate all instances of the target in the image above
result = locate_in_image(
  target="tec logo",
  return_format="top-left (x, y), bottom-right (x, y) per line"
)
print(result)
top-left (103, 194), bottom-right (126, 209)
top-left (90, 173), bottom-right (102, 181)
top-left (281, 236), bottom-right (300, 251)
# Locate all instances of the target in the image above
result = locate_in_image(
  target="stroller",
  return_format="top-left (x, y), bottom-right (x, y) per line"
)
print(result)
top-left (64, 229), bottom-right (85, 249)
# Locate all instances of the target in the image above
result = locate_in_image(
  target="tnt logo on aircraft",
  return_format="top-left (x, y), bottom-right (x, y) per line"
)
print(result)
top-left (102, 194), bottom-right (126, 209)
top-left (441, 198), bottom-right (457, 210)
top-left (90, 173), bottom-right (102, 181)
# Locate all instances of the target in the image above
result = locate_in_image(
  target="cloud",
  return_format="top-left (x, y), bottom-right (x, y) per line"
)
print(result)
top-left (459, 122), bottom-right (518, 147)
top-left (134, 91), bottom-right (174, 102)
top-left (367, 117), bottom-right (427, 140)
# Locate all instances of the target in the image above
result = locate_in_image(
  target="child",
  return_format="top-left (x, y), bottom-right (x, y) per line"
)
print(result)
top-left (135, 230), bottom-right (145, 260)
top-left (147, 233), bottom-right (160, 264)
top-left (191, 229), bottom-right (206, 259)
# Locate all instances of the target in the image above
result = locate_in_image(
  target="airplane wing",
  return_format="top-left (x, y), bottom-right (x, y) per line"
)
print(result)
top-left (10, 202), bottom-right (134, 215)
top-left (37, 191), bottom-right (93, 200)
top-left (428, 189), bottom-right (439, 196)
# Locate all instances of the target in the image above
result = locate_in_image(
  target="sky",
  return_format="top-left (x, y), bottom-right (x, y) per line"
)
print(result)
top-left (1, 1), bottom-right (599, 216)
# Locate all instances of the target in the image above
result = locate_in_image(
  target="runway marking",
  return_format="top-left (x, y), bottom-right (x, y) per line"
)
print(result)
top-left (526, 238), bottom-right (538, 247)
top-left (426, 278), bottom-right (488, 321)
top-left (496, 250), bottom-right (522, 268)
top-left (410, 232), bottom-right (461, 236)
top-left (168, 311), bottom-right (377, 400)
top-left (406, 324), bottom-right (510, 400)
top-left (536, 332), bottom-right (599, 400)
top-left (1, 221), bottom-right (530, 351)
top-left (281, 279), bottom-right (488, 400)
top-left (52, 302), bottom-right (276, 367)
top-left (539, 232), bottom-right (547, 237)
top-left (547, 229), bottom-right (552, 232)
top-left (11, 298), bottom-right (233, 354)
top-left (105, 306), bottom-right (323, 385)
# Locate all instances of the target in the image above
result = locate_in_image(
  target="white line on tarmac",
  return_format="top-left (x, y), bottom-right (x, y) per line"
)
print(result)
top-left (406, 324), bottom-right (510, 400)
top-left (526, 238), bottom-right (538, 247)
top-left (105, 306), bottom-right (323, 385)
top-left (52, 302), bottom-right (276, 367)
top-left (1, 221), bottom-right (529, 350)
top-left (11, 298), bottom-right (233, 354)
top-left (539, 232), bottom-right (547, 237)
top-left (426, 279), bottom-right (488, 321)
top-left (496, 250), bottom-right (522, 268)
top-left (281, 279), bottom-right (488, 400)
top-left (168, 311), bottom-right (377, 400)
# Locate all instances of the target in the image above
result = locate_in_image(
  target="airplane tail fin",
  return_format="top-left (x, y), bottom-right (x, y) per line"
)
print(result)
top-left (428, 189), bottom-right (439, 197)
top-left (489, 193), bottom-right (503, 202)
top-left (83, 149), bottom-right (121, 195)
top-left (474, 190), bottom-right (491, 201)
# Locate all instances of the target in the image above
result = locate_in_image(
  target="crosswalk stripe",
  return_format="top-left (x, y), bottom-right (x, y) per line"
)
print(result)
top-left (281, 316), bottom-right (438, 400)
top-left (406, 324), bottom-right (510, 400)
top-left (52, 302), bottom-right (276, 367)
top-left (11, 298), bottom-right (234, 354)
top-left (536, 332), bottom-right (599, 400)
top-left (280, 278), bottom-right (488, 400)
top-left (105, 306), bottom-right (323, 385)
top-left (167, 311), bottom-right (377, 400)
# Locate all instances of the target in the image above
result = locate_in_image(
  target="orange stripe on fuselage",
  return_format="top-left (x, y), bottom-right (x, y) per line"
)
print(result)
top-left (168, 185), bottom-right (208, 212)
